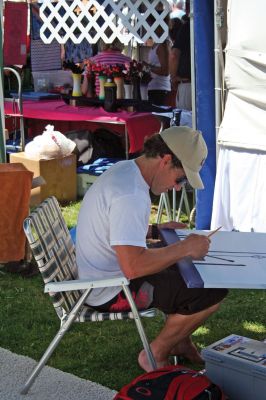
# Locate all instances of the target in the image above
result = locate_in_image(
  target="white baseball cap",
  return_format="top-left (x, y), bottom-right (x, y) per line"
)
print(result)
top-left (160, 126), bottom-right (207, 189)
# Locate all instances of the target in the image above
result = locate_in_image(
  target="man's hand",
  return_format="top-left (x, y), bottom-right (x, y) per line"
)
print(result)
top-left (158, 221), bottom-right (188, 230)
top-left (182, 234), bottom-right (210, 260)
top-left (114, 232), bottom-right (210, 279)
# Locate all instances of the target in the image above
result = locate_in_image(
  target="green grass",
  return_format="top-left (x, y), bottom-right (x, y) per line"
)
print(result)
top-left (0, 198), bottom-right (265, 391)
top-left (0, 273), bottom-right (265, 390)
top-left (61, 200), bottom-right (82, 228)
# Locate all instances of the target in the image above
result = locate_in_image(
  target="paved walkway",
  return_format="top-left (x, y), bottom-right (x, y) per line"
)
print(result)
top-left (0, 347), bottom-right (117, 400)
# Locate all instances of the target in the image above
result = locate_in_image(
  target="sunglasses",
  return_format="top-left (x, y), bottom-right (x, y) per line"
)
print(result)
top-left (175, 176), bottom-right (188, 186)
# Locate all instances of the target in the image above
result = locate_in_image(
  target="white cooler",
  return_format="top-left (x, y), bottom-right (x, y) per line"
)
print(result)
top-left (202, 334), bottom-right (266, 400)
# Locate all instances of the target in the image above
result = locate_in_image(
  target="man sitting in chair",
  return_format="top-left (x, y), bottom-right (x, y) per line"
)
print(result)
top-left (76, 126), bottom-right (228, 371)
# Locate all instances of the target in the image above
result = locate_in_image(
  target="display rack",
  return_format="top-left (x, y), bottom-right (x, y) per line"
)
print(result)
top-left (4, 67), bottom-right (25, 152)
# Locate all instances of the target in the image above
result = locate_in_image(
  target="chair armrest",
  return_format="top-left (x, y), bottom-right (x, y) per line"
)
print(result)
top-left (44, 276), bottom-right (129, 293)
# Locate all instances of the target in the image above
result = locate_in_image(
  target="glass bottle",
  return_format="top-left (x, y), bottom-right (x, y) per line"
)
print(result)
top-left (170, 109), bottom-right (182, 126)
top-left (104, 78), bottom-right (117, 112)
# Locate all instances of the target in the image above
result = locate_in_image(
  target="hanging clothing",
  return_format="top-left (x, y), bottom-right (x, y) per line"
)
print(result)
top-left (31, 39), bottom-right (62, 72)
top-left (3, 2), bottom-right (28, 66)
top-left (30, 3), bottom-right (42, 40)
top-left (30, 3), bottom-right (62, 72)
top-left (64, 39), bottom-right (93, 63)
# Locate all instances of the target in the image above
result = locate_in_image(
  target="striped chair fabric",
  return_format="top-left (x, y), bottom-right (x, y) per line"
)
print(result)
top-left (25, 196), bottom-right (156, 322)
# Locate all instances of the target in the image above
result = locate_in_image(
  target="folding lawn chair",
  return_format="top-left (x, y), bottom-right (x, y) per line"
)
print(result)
top-left (21, 196), bottom-right (158, 394)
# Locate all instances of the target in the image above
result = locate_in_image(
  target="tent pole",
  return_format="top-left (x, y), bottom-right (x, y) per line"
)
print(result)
top-left (0, 0), bottom-right (6, 163)
top-left (189, 0), bottom-right (196, 223)
top-left (214, 0), bottom-right (224, 163)
top-left (190, 0), bottom-right (196, 130)
top-left (193, 0), bottom-right (216, 229)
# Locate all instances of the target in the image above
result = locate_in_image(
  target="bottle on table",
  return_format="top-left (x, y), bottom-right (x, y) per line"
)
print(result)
top-left (104, 78), bottom-right (117, 112)
top-left (170, 109), bottom-right (182, 126)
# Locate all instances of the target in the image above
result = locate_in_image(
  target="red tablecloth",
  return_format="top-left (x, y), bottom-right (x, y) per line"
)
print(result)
top-left (4, 100), bottom-right (161, 154)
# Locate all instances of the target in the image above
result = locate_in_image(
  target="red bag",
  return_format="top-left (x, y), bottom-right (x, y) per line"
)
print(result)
top-left (114, 365), bottom-right (227, 400)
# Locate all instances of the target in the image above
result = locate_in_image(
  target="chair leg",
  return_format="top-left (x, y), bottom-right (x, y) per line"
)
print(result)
top-left (20, 288), bottom-right (92, 395)
top-left (156, 194), bottom-right (164, 223)
top-left (122, 284), bottom-right (157, 371)
top-left (176, 187), bottom-right (185, 221)
top-left (156, 193), bottom-right (172, 223)
top-left (172, 189), bottom-right (177, 221)
top-left (183, 189), bottom-right (191, 220)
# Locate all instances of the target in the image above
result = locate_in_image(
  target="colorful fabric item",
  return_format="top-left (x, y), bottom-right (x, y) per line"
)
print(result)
top-left (30, 3), bottom-right (42, 40)
top-left (3, 2), bottom-right (28, 66)
top-left (30, 2), bottom-right (58, 40)
top-left (64, 39), bottom-right (93, 63)
top-left (30, 1), bottom-right (62, 72)
top-left (108, 282), bottom-right (154, 312)
top-left (31, 39), bottom-right (62, 72)
top-left (77, 158), bottom-right (123, 176)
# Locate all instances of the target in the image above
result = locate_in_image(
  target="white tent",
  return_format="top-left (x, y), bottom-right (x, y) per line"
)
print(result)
top-left (211, 0), bottom-right (266, 232)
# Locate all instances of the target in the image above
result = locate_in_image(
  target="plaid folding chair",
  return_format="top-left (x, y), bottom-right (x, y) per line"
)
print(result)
top-left (21, 196), bottom-right (157, 394)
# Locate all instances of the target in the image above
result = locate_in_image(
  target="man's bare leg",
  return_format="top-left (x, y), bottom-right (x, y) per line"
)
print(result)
top-left (170, 335), bottom-right (204, 364)
top-left (138, 302), bottom-right (220, 372)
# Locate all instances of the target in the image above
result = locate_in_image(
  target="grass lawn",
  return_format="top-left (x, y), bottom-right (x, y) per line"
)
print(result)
top-left (0, 197), bottom-right (266, 391)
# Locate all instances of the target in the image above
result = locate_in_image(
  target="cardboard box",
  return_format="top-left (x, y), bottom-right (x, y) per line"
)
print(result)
top-left (0, 163), bottom-right (33, 262)
top-left (202, 334), bottom-right (266, 400)
top-left (10, 152), bottom-right (77, 206)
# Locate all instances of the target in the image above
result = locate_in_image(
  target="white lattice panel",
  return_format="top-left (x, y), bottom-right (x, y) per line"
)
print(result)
top-left (39, 0), bottom-right (170, 44)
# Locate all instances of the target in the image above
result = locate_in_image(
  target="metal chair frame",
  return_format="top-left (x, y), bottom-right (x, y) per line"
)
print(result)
top-left (21, 196), bottom-right (157, 395)
top-left (4, 66), bottom-right (26, 152)
top-left (156, 187), bottom-right (192, 224)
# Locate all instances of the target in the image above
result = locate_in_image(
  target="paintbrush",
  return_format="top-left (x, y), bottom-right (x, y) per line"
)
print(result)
top-left (207, 226), bottom-right (222, 238)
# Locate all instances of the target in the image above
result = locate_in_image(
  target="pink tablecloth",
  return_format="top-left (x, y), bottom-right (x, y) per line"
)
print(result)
top-left (5, 100), bottom-right (161, 154)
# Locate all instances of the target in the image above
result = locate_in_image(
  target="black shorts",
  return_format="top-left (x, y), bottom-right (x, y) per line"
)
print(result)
top-left (93, 265), bottom-right (228, 315)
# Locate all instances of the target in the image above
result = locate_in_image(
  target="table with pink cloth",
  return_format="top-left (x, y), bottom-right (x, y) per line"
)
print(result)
top-left (4, 99), bottom-right (161, 156)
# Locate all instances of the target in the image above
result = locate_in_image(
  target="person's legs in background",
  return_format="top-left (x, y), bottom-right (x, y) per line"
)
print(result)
top-left (148, 90), bottom-right (170, 106)
top-left (176, 82), bottom-right (192, 110)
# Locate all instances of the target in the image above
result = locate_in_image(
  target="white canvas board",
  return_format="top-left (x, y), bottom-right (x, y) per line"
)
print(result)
top-left (176, 230), bottom-right (266, 289)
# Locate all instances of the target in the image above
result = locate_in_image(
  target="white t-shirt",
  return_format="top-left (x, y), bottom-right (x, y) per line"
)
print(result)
top-left (76, 160), bottom-right (151, 306)
top-left (148, 45), bottom-right (171, 92)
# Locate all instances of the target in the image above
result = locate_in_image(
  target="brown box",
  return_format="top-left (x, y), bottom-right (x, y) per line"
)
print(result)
top-left (10, 152), bottom-right (77, 206)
